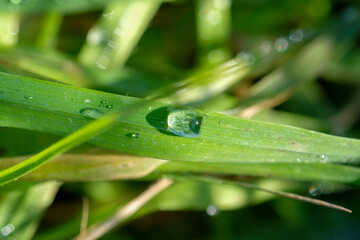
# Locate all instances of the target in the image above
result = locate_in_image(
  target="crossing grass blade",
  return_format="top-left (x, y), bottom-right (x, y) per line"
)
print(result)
top-left (0, 109), bottom-right (118, 186)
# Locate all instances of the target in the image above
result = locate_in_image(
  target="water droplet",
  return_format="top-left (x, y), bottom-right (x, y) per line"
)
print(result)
top-left (148, 106), bottom-right (153, 111)
top-left (79, 108), bottom-right (104, 119)
top-left (167, 107), bottom-right (205, 137)
top-left (206, 205), bottom-right (219, 216)
top-left (86, 28), bottom-right (110, 46)
top-left (24, 95), bottom-right (33, 100)
top-left (289, 28), bottom-right (304, 42)
top-left (274, 37), bottom-right (289, 52)
top-left (296, 158), bottom-right (301, 162)
top-left (100, 100), bottom-right (108, 104)
top-left (84, 99), bottom-right (91, 103)
top-left (219, 121), bottom-right (224, 125)
top-left (309, 184), bottom-right (322, 196)
top-left (320, 154), bottom-right (328, 163)
top-left (130, 133), bottom-right (140, 138)
top-left (106, 105), bottom-right (113, 109)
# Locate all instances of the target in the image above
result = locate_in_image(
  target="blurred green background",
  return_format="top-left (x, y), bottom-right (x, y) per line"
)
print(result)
top-left (0, 0), bottom-right (360, 239)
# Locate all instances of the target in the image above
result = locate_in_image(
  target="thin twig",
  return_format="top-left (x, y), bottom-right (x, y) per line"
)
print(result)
top-left (76, 197), bottom-right (89, 240)
top-left (79, 178), bottom-right (173, 240)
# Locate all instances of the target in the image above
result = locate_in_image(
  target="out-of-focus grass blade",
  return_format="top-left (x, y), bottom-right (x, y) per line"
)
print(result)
top-left (1, 152), bottom-right (359, 185)
top-left (195, 0), bottom-right (231, 66)
top-left (0, 48), bottom-right (93, 87)
top-left (0, 181), bottom-right (59, 240)
top-left (36, 12), bottom-right (63, 50)
top-left (0, 13), bottom-right (19, 47)
top-left (1, 73), bottom-right (360, 165)
top-left (79, 0), bottom-right (161, 77)
top-left (0, 153), bottom-right (166, 181)
top-left (0, 109), bottom-right (118, 186)
top-left (232, 21), bottom-right (360, 115)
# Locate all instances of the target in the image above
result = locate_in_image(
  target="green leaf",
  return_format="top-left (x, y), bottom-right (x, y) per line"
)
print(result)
top-left (1, 72), bottom-right (359, 167)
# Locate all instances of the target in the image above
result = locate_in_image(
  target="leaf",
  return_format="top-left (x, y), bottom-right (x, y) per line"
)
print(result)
top-left (1, 72), bottom-right (360, 166)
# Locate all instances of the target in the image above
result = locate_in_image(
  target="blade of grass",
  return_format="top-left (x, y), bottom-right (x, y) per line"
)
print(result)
top-left (79, 0), bottom-right (161, 76)
top-left (36, 12), bottom-right (63, 50)
top-left (1, 73), bottom-right (360, 167)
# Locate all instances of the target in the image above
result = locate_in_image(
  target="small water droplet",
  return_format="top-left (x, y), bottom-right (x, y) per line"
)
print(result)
top-left (274, 37), bottom-right (289, 52)
top-left (167, 107), bottom-right (204, 138)
top-left (219, 121), bottom-right (224, 125)
top-left (206, 205), bottom-right (219, 216)
top-left (79, 108), bottom-right (104, 119)
top-left (24, 95), bottom-right (33, 100)
top-left (289, 28), bottom-right (304, 42)
top-left (309, 184), bottom-right (322, 196)
top-left (296, 158), bottom-right (301, 162)
top-left (148, 106), bottom-right (153, 111)
top-left (100, 100), bottom-right (108, 104)
top-left (106, 105), bottom-right (113, 109)
top-left (130, 133), bottom-right (140, 138)
top-left (84, 99), bottom-right (91, 103)
top-left (320, 154), bottom-right (328, 163)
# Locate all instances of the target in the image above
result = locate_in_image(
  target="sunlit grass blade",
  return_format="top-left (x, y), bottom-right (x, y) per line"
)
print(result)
top-left (0, 111), bottom-right (118, 186)
top-left (79, 0), bottom-right (161, 75)
top-left (0, 153), bottom-right (166, 181)
top-left (1, 72), bottom-right (360, 165)
top-left (195, 0), bottom-right (231, 66)
top-left (1, 152), bottom-right (359, 186)
top-left (0, 181), bottom-right (59, 240)
top-left (35, 12), bottom-right (63, 50)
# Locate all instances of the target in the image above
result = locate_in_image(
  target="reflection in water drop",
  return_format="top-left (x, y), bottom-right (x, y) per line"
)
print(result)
top-left (274, 37), bottom-right (289, 52)
top-left (79, 108), bottom-right (104, 119)
top-left (167, 107), bottom-right (204, 137)
top-left (206, 205), bottom-right (219, 216)
top-left (289, 28), bottom-right (304, 42)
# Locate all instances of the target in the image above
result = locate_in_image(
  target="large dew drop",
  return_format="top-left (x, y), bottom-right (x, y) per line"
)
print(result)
top-left (167, 107), bottom-right (204, 137)
top-left (80, 108), bottom-right (104, 119)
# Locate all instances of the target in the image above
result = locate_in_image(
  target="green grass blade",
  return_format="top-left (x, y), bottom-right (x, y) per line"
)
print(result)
top-left (79, 0), bottom-right (161, 74)
top-left (35, 12), bottom-right (63, 50)
top-left (1, 72), bottom-right (360, 166)
top-left (0, 111), bottom-right (118, 186)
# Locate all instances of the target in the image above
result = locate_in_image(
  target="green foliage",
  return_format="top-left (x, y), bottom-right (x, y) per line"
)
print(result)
top-left (0, 0), bottom-right (360, 239)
